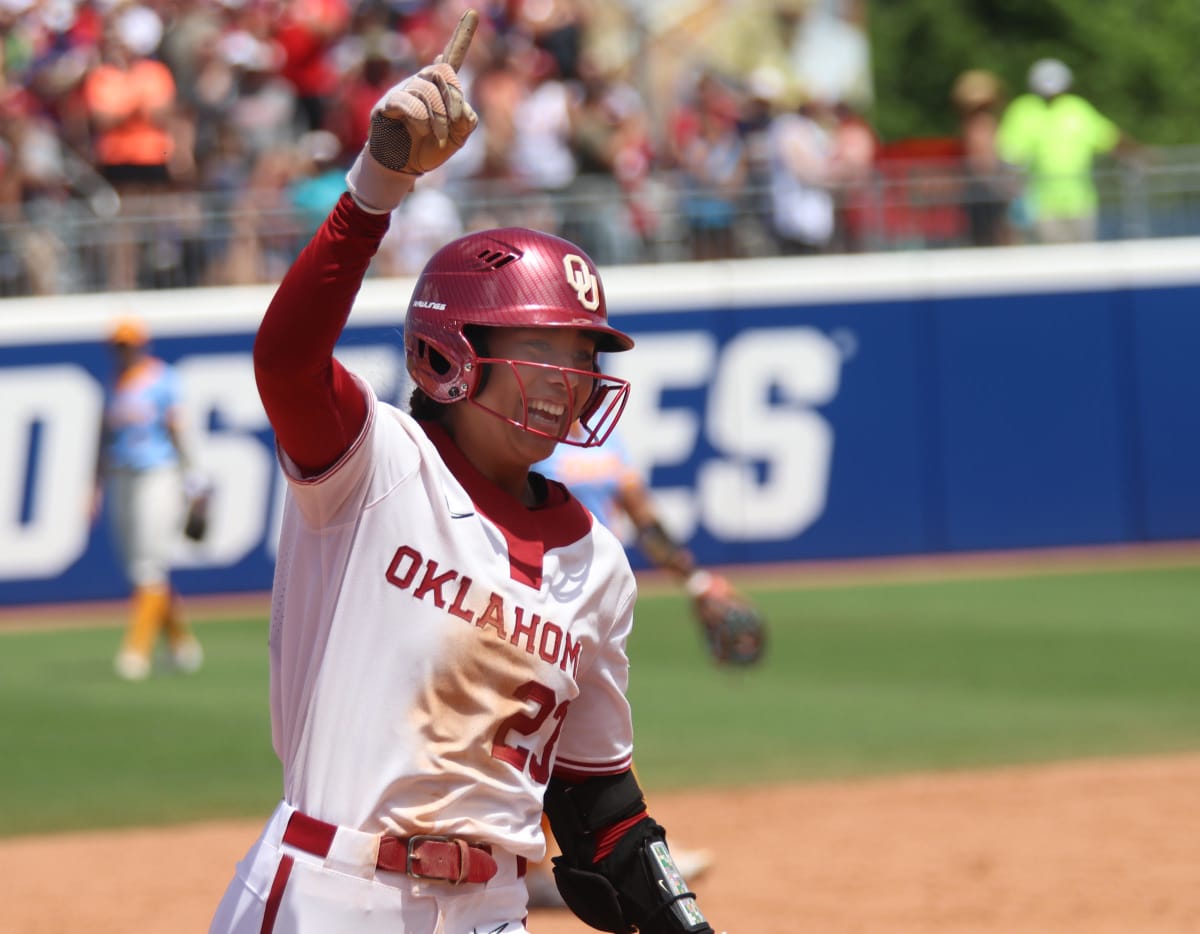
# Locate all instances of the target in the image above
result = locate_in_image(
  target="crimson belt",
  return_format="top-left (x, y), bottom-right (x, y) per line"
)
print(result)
top-left (260, 810), bottom-right (525, 933)
top-left (284, 809), bottom-right (518, 882)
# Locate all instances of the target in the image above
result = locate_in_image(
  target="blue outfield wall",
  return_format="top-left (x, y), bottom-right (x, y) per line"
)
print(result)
top-left (1, 239), bottom-right (1198, 606)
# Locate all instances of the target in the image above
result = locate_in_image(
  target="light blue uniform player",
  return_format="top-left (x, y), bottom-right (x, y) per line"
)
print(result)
top-left (535, 424), bottom-right (712, 590)
top-left (536, 426), bottom-right (638, 533)
top-left (93, 316), bottom-right (203, 680)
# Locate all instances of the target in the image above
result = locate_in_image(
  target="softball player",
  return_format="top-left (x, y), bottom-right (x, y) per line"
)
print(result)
top-left (210, 14), bottom-right (714, 934)
top-left (93, 315), bottom-right (203, 680)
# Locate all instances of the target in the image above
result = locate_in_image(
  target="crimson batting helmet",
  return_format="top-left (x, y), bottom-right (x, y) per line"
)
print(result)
top-left (405, 228), bottom-right (634, 447)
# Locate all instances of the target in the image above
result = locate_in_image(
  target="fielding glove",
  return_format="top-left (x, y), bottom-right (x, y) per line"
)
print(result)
top-left (687, 572), bottom-right (767, 666)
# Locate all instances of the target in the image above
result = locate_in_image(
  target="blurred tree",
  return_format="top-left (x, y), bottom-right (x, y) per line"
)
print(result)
top-left (868, 0), bottom-right (1200, 144)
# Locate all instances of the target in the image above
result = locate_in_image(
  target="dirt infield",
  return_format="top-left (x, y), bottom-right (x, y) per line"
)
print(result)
top-left (4, 753), bottom-right (1199, 933)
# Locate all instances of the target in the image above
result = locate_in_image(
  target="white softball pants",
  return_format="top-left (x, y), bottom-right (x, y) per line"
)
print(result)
top-left (108, 464), bottom-right (184, 587)
top-left (209, 801), bottom-right (531, 934)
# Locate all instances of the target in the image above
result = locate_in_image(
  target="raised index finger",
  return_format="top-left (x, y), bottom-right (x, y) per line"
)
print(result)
top-left (440, 9), bottom-right (479, 71)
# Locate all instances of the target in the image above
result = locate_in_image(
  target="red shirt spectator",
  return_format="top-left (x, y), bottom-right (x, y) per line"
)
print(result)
top-left (274, 0), bottom-right (349, 130)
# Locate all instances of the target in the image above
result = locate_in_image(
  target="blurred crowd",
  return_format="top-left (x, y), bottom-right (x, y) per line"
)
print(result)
top-left (0, 0), bottom-right (1146, 296)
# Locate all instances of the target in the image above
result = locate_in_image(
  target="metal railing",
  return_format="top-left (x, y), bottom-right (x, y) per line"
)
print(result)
top-left (3, 147), bottom-right (1200, 298)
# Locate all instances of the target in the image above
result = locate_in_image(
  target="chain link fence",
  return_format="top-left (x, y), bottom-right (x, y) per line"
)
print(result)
top-left (3, 147), bottom-right (1200, 298)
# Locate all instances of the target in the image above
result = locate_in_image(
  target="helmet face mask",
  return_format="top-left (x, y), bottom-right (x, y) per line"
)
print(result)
top-left (405, 228), bottom-right (634, 447)
top-left (468, 356), bottom-right (630, 447)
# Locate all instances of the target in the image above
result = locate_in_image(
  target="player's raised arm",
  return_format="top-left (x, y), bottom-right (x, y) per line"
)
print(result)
top-left (253, 13), bottom-right (479, 475)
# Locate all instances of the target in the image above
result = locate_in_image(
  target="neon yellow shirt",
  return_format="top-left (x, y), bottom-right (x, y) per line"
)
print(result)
top-left (997, 93), bottom-right (1121, 219)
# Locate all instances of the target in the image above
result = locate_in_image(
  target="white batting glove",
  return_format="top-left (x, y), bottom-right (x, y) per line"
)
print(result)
top-left (345, 63), bottom-right (479, 214)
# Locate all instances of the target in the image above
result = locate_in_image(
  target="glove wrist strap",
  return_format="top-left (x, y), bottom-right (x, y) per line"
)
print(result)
top-left (345, 147), bottom-right (417, 214)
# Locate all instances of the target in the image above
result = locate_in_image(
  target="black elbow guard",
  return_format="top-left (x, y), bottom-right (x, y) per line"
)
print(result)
top-left (543, 772), bottom-right (713, 934)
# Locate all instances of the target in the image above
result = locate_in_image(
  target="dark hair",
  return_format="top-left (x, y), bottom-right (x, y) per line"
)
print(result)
top-left (408, 387), bottom-right (448, 421)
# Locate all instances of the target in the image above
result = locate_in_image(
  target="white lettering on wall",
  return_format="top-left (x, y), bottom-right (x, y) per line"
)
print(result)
top-left (0, 330), bottom-right (843, 593)
top-left (700, 328), bottom-right (840, 539)
top-left (0, 366), bottom-right (101, 578)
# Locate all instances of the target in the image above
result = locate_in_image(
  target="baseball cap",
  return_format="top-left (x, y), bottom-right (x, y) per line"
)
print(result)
top-left (110, 315), bottom-right (149, 347)
top-left (952, 70), bottom-right (1001, 109)
top-left (1028, 58), bottom-right (1072, 97)
top-left (747, 66), bottom-right (787, 103)
top-left (114, 5), bottom-right (164, 57)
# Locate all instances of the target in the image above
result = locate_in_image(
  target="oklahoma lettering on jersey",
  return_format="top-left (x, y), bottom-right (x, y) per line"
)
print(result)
top-left (268, 378), bottom-right (637, 862)
top-left (383, 544), bottom-right (584, 678)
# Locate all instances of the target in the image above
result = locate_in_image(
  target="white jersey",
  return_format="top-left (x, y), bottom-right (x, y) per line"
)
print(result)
top-left (267, 378), bottom-right (637, 862)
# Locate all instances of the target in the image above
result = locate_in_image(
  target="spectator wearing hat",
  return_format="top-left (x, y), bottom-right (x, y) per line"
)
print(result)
top-left (997, 58), bottom-right (1136, 244)
top-left (221, 34), bottom-right (297, 162)
top-left (951, 68), bottom-right (1014, 247)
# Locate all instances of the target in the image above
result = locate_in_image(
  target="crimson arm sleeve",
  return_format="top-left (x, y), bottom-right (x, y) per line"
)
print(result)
top-left (253, 193), bottom-right (391, 475)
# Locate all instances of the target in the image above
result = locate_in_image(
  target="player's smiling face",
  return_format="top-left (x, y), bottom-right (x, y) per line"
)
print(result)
top-left (469, 326), bottom-right (598, 465)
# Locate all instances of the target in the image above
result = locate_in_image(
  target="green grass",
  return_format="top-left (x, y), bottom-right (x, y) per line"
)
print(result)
top-left (2, 564), bottom-right (1199, 837)
top-left (0, 619), bottom-right (280, 837)
top-left (625, 565), bottom-right (1200, 788)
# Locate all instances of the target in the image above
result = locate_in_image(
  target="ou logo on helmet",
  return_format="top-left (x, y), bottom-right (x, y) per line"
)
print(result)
top-left (562, 254), bottom-right (600, 311)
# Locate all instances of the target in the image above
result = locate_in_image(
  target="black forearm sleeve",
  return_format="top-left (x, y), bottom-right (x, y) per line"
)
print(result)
top-left (544, 772), bottom-right (714, 934)
top-left (544, 772), bottom-right (646, 865)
